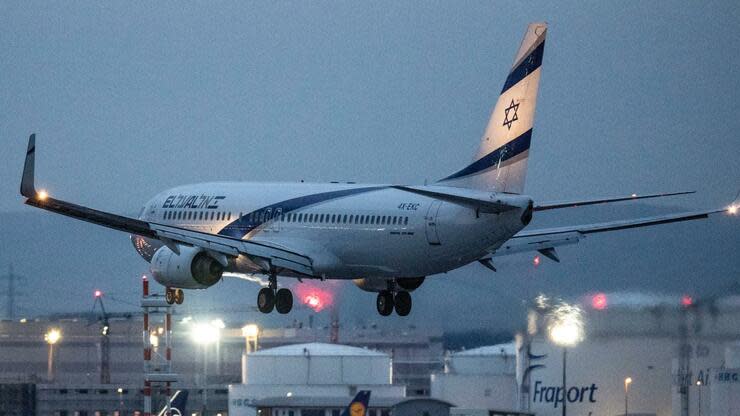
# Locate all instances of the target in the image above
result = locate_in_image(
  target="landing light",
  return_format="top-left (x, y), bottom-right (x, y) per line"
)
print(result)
top-left (728, 205), bottom-right (738, 215)
top-left (37, 190), bottom-right (48, 200)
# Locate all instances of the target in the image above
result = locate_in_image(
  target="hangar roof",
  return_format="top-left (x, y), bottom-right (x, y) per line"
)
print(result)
top-left (251, 342), bottom-right (386, 357)
top-left (453, 342), bottom-right (516, 356)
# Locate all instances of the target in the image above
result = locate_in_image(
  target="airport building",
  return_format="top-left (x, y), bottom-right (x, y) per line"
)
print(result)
top-left (1, 291), bottom-right (739, 416)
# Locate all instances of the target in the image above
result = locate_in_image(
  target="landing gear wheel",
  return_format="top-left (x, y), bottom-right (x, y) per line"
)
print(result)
top-left (165, 288), bottom-right (176, 305)
top-left (376, 290), bottom-right (394, 316)
top-left (394, 291), bottom-right (412, 316)
top-left (174, 289), bottom-right (185, 305)
top-left (257, 287), bottom-right (275, 313)
top-left (275, 288), bottom-right (293, 314)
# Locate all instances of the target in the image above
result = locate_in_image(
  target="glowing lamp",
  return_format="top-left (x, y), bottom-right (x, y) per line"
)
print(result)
top-left (44, 328), bottom-right (62, 345)
top-left (547, 304), bottom-right (584, 347)
top-left (533, 256), bottom-right (541, 267)
top-left (728, 205), bottom-right (738, 215)
top-left (190, 322), bottom-right (221, 345)
top-left (681, 295), bottom-right (693, 307)
top-left (94, 290), bottom-right (103, 298)
top-left (242, 324), bottom-right (259, 338)
top-left (37, 190), bottom-right (48, 200)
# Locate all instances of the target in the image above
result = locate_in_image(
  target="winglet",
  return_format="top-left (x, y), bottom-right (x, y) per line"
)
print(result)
top-left (20, 134), bottom-right (37, 198)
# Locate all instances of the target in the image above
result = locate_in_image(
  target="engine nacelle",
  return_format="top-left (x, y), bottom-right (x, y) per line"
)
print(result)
top-left (151, 246), bottom-right (224, 289)
top-left (353, 276), bottom-right (425, 293)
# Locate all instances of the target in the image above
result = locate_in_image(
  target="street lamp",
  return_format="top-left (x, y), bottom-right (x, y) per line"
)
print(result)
top-left (44, 328), bottom-right (62, 382)
top-left (547, 304), bottom-right (584, 416)
top-left (190, 321), bottom-right (222, 416)
top-left (241, 324), bottom-right (260, 384)
top-left (624, 377), bottom-right (632, 416)
top-left (696, 379), bottom-right (702, 416)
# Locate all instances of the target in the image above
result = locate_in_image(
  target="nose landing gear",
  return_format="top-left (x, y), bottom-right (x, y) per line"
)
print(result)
top-left (375, 280), bottom-right (412, 316)
top-left (257, 271), bottom-right (294, 314)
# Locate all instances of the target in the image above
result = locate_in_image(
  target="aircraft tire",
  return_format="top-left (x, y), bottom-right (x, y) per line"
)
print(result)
top-left (275, 288), bottom-right (293, 314)
top-left (257, 287), bottom-right (275, 313)
top-left (394, 291), bottom-right (412, 316)
top-left (165, 288), bottom-right (176, 305)
top-left (376, 290), bottom-right (394, 316)
top-left (174, 289), bottom-right (185, 305)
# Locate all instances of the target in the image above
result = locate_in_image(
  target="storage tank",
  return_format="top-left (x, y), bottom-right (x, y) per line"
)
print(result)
top-left (244, 342), bottom-right (391, 386)
top-left (431, 343), bottom-right (518, 410)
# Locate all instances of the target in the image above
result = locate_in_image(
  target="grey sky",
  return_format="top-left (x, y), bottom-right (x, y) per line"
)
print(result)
top-left (2, 1), bottom-right (738, 213)
top-left (0, 2), bottom-right (738, 330)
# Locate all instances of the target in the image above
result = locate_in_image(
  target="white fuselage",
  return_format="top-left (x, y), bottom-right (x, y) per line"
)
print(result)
top-left (132, 182), bottom-right (531, 280)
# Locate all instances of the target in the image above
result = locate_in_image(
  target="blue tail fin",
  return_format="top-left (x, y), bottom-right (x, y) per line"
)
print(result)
top-left (439, 23), bottom-right (547, 194)
top-left (340, 390), bottom-right (371, 416)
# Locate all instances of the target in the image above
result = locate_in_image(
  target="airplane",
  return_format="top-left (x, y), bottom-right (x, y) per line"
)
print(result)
top-left (157, 389), bottom-right (188, 416)
top-left (19, 23), bottom-right (737, 317)
top-left (341, 390), bottom-right (371, 416)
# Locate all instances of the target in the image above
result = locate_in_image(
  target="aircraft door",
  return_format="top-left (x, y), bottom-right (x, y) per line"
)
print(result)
top-left (424, 200), bottom-right (442, 245)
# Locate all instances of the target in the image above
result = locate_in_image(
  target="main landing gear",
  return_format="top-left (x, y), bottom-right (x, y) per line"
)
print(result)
top-left (257, 272), bottom-right (293, 314)
top-left (165, 287), bottom-right (184, 305)
top-left (376, 281), bottom-right (412, 317)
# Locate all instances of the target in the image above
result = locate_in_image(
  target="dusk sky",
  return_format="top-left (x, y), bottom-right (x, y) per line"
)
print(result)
top-left (0, 2), bottom-right (738, 329)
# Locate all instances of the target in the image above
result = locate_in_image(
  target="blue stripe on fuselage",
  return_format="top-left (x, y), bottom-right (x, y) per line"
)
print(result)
top-left (439, 129), bottom-right (532, 181)
top-left (218, 186), bottom-right (387, 238)
top-left (501, 40), bottom-right (545, 94)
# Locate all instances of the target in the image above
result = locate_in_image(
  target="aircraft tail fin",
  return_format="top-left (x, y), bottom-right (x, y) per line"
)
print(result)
top-left (439, 22), bottom-right (547, 194)
top-left (340, 390), bottom-right (371, 416)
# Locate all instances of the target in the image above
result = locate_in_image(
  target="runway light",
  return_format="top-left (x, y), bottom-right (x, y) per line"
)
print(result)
top-left (591, 293), bottom-right (608, 310)
top-left (681, 295), bottom-right (694, 307)
top-left (295, 283), bottom-right (335, 312)
top-left (94, 290), bottom-right (103, 298)
top-left (533, 256), bottom-right (541, 267)
top-left (37, 190), bottom-right (48, 200)
top-left (631, 193), bottom-right (637, 198)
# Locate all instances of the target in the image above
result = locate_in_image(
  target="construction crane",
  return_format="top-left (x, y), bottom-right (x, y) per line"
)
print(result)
top-left (92, 290), bottom-right (111, 384)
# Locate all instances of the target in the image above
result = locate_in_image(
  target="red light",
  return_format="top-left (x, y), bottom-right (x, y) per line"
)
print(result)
top-left (533, 256), bottom-right (541, 267)
top-left (94, 290), bottom-right (103, 298)
top-left (681, 295), bottom-right (693, 307)
top-left (591, 293), bottom-right (608, 310)
top-left (294, 283), bottom-right (335, 312)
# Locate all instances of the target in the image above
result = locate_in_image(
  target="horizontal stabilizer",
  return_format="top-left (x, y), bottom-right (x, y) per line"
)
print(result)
top-left (393, 185), bottom-right (524, 214)
top-left (534, 191), bottom-right (695, 211)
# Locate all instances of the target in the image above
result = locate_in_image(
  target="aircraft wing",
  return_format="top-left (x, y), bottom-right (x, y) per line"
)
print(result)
top-left (486, 207), bottom-right (733, 262)
top-left (534, 191), bottom-right (695, 211)
top-left (20, 134), bottom-right (315, 277)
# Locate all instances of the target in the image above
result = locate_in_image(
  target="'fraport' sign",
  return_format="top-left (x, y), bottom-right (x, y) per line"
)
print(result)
top-left (532, 380), bottom-right (598, 408)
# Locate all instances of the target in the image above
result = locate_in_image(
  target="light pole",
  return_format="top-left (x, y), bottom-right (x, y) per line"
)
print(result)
top-left (190, 321), bottom-right (221, 416)
top-left (44, 328), bottom-right (61, 382)
top-left (624, 377), bottom-right (632, 416)
top-left (241, 324), bottom-right (260, 384)
top-left (696, 380), bottom-right (702, 416)
top-left (547, 304), bottom-right (584, 416)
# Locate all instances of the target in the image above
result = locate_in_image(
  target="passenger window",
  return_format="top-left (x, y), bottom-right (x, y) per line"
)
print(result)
top-left (343, 214), bottom-right (348, 223)
top-left (360, 216), bottom-right (364, 224)
top-left (331, 214), bottom-right (336, 223)
top-left (404, 217), bottom-right (409, 225)
top-left (319, 214), bottom-right (324, 223)
top-left (228, 212), bottom-right (232, 221)
top-left (381, 216), bottom-right (386, 224)
top-left (349, 215), bottom-right (354, 224)
top-left (370, 216), bottom-right (375, 225)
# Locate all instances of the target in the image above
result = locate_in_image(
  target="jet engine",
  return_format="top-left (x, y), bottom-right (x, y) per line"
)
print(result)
top-left (151, 246), bottom-right (224, 289)
top-left (353, 276), bottom-right (425, 292)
